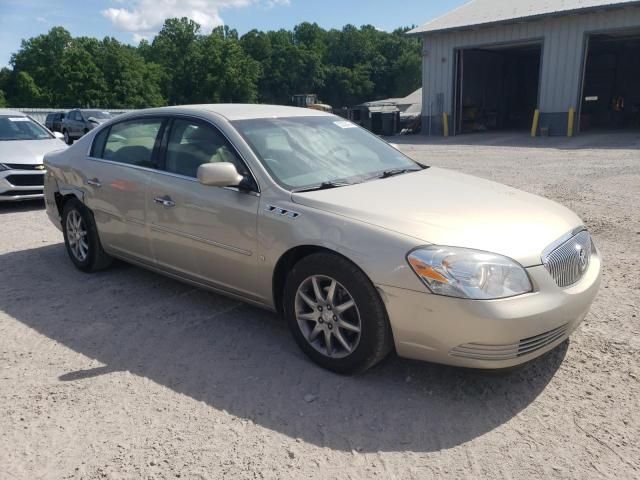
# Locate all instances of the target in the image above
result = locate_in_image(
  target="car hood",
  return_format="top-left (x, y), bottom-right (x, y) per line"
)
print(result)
top-left (291, 167), bottom-right (584, 267)
top-left (0, 139), bottom-right (66, 165)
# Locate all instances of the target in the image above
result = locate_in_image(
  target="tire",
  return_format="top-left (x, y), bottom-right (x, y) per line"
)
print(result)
top-left (283, 253), bottom-right (393, 374)
top-left (62, 199), bottom-right (112, 272)
top-left (63, 130), bottom-right (73, 145)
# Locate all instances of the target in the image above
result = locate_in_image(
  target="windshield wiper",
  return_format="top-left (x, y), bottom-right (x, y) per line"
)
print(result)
top-left (291, 181), bottom-right (355, 193)
top-left (378, 168), bottom-right (420, 179)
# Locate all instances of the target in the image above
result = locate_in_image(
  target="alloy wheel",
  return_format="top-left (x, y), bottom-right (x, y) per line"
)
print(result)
top-left (66, 210), bottom-right (89, 262)
top-left (295, 275), bottom-right (362, 359)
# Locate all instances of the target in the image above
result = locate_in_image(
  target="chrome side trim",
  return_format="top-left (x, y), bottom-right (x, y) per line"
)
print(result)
top-left (125, 216), bottom-right (145, 226)
top-left (85, 157), bottom-right (260, 197)
top-left (93, 208), bottom-right (119, 220)
top-left (106, 250), bottom-right (274, 311)
top-left (149, 223), bottom-right (253, 256)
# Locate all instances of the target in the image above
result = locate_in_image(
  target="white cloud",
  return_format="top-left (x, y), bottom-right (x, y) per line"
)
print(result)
top-left (132, 33), bottom-right (150, 43)
top-left (102, 0), bottom-right (290, 40)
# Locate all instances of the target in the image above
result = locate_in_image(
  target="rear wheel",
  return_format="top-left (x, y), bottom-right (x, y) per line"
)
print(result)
top-left (62, 199), bottom-right (112, 272)
top-left (284, 253), bottom-right (393, 374)
top-left (63, 129), bottom-right (73, 145)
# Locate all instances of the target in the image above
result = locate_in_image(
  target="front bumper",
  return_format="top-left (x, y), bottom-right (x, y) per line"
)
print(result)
top-left (379, 250), bottom-right (601, 369)
top-left (0, 168), bottom-right (45, 201)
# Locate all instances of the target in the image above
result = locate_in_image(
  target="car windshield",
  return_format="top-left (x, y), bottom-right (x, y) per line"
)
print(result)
top-left (0, 115), bottom-right (53, 141)
top-left (232, 116), bottom-right (421, 190)
top-left (84, 111), bottom-right (112, 119)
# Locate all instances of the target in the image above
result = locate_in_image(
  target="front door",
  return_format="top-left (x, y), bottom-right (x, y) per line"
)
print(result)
top-left (147, 117), bottom-right (261, 299)
top-left (84, 117), bottom-right (165, 263)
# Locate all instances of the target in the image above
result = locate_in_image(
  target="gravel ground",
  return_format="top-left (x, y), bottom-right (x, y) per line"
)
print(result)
top-left (1, 132), bottom-right (639, 479)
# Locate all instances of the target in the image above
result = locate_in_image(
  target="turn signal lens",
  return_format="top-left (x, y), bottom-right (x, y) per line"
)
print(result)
top-left (407, 246), bottom-right (532, 300)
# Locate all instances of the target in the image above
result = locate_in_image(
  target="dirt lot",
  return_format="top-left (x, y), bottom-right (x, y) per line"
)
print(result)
top-left (1, 132), bottom-right (639, 479)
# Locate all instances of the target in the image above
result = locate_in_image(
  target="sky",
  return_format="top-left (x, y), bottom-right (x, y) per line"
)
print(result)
top-left (0, 0), bottom-right (467, 67)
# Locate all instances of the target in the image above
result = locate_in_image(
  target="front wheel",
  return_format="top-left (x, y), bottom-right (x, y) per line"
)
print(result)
top-left (283, 253), bottom-right (393, 374)
top-left (62, 199), bottom-right (112, 272)
top-left (63, 130), bottom-right (73, 145)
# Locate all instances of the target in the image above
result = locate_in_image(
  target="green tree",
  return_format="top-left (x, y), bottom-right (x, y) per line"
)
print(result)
top-left (2, 19), bottom-right (422, 109)
top-left (97, 38), bottom-right (165, 108)
top-left (146, 17), bottom-right (201, 104)
top-left (12, 71), bottom-right (45, 106)
top-left (10, 27), bottom-right (73, 105)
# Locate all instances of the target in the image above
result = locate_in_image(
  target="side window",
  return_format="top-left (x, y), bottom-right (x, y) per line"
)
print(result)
top-left (91, 127), bottom-right (109, 158)
top-left (102, 118), bottom-right (163, 168)
top-left (165, 119), bottom-right (249, 179)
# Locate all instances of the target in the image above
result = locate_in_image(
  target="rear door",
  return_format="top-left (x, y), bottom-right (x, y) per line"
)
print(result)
top-left (68, 111), bottom-right (81, 137)
top-left (146, 116), bottom-right (261, 299)
top-left (84, 117), bottom-right (165, 263)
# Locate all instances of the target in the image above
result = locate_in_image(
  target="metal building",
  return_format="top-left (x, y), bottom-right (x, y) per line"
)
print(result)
top-left (409, 0), bottom-right (640, 136)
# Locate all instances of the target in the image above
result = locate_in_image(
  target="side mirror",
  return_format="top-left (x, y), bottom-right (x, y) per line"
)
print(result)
top-left (197, 162), bottom-right (243, 188)
top-left (53, 131), bottom-right (64, 140)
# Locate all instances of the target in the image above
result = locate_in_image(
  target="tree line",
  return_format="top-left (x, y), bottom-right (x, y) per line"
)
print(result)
top-left (0, 18), bottom-right (421, 110)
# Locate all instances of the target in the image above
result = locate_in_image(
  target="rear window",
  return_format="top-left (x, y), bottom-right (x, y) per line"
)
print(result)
top-left (91, 128), bottom-right (109, 158)
top-left (95, 119), bottom-right (163, 168)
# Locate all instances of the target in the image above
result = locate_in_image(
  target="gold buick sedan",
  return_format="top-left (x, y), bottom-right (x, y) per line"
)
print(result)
top-left (43, 105), bottom-right (601, 373)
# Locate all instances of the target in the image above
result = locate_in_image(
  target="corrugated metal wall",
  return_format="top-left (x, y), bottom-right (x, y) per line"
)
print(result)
top-left (421, 4), bottom-right (640, 133)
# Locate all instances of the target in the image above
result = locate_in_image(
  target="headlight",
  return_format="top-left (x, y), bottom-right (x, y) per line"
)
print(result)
top-left (407, 246), bottom-right (532, 300)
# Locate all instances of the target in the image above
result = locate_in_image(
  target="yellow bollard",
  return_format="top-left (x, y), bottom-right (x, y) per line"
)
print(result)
top-left (531, 109), bottom-right (540, 137)
top-left (567, 107), bottom-right (575, 137)
top-left (443, 112), bottom-right (449, 137)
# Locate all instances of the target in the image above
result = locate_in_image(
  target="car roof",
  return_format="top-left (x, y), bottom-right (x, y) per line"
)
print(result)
top-left (0, 110), bottom-right (26, 117)
top-left (132, 104), bottom-right (334, 121)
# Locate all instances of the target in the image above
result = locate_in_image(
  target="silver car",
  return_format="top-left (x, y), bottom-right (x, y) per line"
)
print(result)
top-left (43, 105), bottom-right (601, 373)
top-left (0, 110), bottom-right (66, 201)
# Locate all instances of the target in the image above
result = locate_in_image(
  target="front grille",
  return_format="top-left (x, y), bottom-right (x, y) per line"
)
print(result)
top-left (542, 230), bottom-right (592, 287)
top-left (4, 163), bottom-right (45, 171)
top-left (6, 174), bottom-right (45, 187)
top-left (450, 324), bottom-right (569, 361)
top-left (0, 189), bottom-right (43, 196)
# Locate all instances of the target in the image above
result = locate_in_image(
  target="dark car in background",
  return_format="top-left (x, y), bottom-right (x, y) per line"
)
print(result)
top-left (61, 109), bottom-right (113, 145)
top-left (44, 112), bottom-right (66, 133)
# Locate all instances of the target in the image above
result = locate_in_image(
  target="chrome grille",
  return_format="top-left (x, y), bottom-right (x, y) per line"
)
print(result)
top-left (4, 163), bottom-right (45, 171)
top-left (450, 324), bottom-right (568, 361)
top-left (542, 230), bottom-right (592, 287)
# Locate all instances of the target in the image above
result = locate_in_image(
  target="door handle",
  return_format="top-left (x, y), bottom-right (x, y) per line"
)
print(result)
top-left (87, 178), bottom-right (101, 187)
top-left (154, 196), bottom-right (176, 208)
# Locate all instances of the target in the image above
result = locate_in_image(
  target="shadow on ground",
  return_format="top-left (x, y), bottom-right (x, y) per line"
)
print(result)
top-left (0, 199), bottom-right (45, 214)
top-left (390, 131), bottom-right (640, 150)
top-left (0, 244), bottom-right (568, 453)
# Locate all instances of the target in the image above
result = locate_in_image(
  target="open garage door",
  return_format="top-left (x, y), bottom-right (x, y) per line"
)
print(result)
top-left (454, 43), bottom-right (541, 135)
top-left (580, 30), bottom-right (640, 132)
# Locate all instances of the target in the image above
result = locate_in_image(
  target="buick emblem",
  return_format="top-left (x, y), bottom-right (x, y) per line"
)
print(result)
top-left (577, 245), bottom-right (588, 272)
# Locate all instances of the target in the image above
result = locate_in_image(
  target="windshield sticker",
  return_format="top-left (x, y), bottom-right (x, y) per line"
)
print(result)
top-left (9, 117), bottom-right (30, 122)
top-left (333, 121), bottom-right (357, 129)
